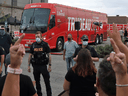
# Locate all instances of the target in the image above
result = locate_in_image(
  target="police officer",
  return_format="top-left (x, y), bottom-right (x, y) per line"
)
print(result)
top-left (73, 35), bottom-right (99, 62)
top-left (28, 31), bottom-right (52, 96)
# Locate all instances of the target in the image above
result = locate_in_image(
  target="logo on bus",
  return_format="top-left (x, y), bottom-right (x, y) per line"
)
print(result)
top-left (57, 10), bottom-right (65, 16)
top-left (68, 17), bottom-right (102, 31)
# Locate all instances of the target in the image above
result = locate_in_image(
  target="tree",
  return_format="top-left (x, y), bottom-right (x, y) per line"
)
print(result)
top-left (0, 0), bottom-right (7, 16)
top-left (0, 0), bottom-right (11, 25)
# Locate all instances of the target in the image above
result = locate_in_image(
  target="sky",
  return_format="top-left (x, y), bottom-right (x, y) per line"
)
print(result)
top-left (49, 0), bottom-right (128, 16)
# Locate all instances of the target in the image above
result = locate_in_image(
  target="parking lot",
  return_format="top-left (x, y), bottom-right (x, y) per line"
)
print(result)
top-left (2, 38), bottom-right (110, 96)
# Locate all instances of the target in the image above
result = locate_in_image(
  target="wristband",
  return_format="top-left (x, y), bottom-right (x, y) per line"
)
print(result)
top-left (49, 64), bottom-right (51, 66)
top-left (116, 84), bottom-right (128, 87)
top-left (7, 65), bottom-right (22, 74)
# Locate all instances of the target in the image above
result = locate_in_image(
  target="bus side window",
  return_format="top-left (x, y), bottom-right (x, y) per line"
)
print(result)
top-left (49, 15), bottom-right (55, 30)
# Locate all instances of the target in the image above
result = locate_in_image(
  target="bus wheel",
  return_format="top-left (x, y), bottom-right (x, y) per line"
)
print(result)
top-left (56, 38), bottom-right (63, 52)
top-left (95, 35), bottom-right (99, 45)
top-left (99, 35), bottom-right (103, 44)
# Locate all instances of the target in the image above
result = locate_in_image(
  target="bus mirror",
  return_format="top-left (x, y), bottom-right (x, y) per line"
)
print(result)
top-left (93, 22), bottom-right (102, 26)
top-left (93, 22), bottom-right (100, 26)
top-left (100, 22), bottom-right (102, 26)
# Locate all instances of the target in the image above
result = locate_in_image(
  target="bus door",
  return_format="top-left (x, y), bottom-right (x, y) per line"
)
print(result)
top-left (47, 14), bottom-right (56, 46)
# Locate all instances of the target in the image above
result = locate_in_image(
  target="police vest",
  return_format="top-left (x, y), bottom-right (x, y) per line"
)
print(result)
top-left (31, 41), bottom-right (49, 65)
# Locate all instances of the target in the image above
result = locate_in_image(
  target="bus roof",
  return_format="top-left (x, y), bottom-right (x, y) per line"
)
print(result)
top-left (24, 3), bottom-right (107, 16)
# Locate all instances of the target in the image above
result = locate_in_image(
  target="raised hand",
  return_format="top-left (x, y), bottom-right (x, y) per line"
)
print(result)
top-left (107, 24), bottom-right (121, 42)
top-left (107, 38), bottom-right (127, 75)
top-left (10, 34), bottom-right (25, 68)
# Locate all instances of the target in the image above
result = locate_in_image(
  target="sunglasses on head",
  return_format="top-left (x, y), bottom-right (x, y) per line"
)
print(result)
top-left (83, 39), bottom-right (88, 41)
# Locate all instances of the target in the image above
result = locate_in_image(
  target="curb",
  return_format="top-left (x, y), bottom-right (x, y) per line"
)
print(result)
top-left (51, 53), bottom-right (63, 55)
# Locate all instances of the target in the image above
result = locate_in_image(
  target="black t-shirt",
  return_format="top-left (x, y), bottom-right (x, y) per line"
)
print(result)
top-left (30, 41), bottom-right (51, 54)
top-left (0, 34), bottom-right (12, 55)
top-left (73, 45), bottom-right (99, 58)
top-left (124, 30), bottom-right (127, 36)
top-left (65, 68), bottom-right (96, 96)
top-left (0, 46), bottom-right (5, 62)
top-left (0, 74), bottom-right (36, 96)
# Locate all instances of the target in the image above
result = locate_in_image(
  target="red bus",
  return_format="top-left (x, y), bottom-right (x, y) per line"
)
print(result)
top-left (18, 3), bottom-right (108, 51)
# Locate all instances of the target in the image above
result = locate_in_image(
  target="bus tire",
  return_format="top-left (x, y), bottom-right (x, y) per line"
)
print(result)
top-left (56, 38), bottom-right (63, 52)
top-left (99, 35), bottom-right (103, 44)
top-left (95, 35), bottom-right (99, 45)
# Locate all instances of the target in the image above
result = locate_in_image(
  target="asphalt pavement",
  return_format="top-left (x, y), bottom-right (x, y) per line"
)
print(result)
top-left (1, 38), bottom-right (111, 96)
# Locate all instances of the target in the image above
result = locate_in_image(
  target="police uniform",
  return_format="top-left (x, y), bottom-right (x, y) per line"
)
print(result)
top-left (30, 40), bottom-right (52, 96)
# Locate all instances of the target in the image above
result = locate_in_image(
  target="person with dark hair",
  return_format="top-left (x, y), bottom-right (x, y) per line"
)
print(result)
top-left (97, 38), bottom-right (128, 96)
top-left (96, 55), bottom-right (116, 96)
top-left (63, 34), bottom-right (78, 70)
top-left (124, 28), bottom-right (127, 38)
top-left (73, 35), bottom-right (99, 62)
top-left (28, 31), bottom-right (52, 96)
top-left (0, 26), bottom-right (12, 74)
top-left (63, 48), bottom-right (97, 96)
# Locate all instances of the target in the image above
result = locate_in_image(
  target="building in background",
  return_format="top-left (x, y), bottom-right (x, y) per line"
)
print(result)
top-left (108, 15), bottom-right (128, 24)
top-left (0, 0), bottom-right (48, 31)
top-left (0, 0), bottom-right (48, 8)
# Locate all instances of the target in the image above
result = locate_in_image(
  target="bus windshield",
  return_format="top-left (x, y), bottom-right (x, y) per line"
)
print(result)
top-left (20, 8), bottom-right (50, 33)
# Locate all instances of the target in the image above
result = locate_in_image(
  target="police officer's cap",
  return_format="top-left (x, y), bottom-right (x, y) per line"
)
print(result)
top-left (81, 35), bottom-right (88, 41)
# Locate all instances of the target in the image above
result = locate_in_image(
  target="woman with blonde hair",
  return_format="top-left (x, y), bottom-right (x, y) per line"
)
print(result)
top-left (63, 48), bottom-right (97, 96)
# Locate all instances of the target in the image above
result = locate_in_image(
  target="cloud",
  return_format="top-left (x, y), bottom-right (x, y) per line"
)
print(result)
top-left (49, 0), bottom-right (128, 16)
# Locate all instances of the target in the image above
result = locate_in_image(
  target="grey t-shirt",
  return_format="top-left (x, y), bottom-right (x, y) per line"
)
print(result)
top-left (5, 53), bottom-right (10, 66)
top-left (119, 30), bottom-right (124, 36)
top-left (64, 40), bottom-right (79, 58)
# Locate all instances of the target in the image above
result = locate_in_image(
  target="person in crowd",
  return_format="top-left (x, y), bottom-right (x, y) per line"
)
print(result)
top-left (0, 46), bottom-right (4, 77)
top-left (63, 48), bottom-right (97, 96)
top-left (119, 28), bottom-right (124, 40)
top-left (97, 38), bottom-right (128, 96)
top-left (0, 26), bottom-right (12, 74)
top-left (96, 55), bottom-right (116, 96)
top-left (0, 34), bottom-right (38, 96)
top-left (73, 35), bottom-right (99, 62)
top-left (124, 37), bottom-right (128, 47)
top-left (28, 31), bottom-right (52, 96)
top-left (63, 34), bottom-right (79, 70)
top-left (124, 28), bottom-right (127, 38)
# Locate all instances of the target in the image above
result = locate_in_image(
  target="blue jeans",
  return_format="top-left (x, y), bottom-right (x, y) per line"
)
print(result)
top-left (66, 57), bottom-right (76, 71)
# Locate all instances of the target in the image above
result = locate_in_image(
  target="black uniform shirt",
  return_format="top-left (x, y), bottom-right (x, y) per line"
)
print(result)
top-left (73, 45), bottom-right (99, 58)
top-left (0, 46), bottom-right (5, 62)
top-left (0, 34), bottom-right (12, 55)
top-left (30, 40), bottom-right (51, 56)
